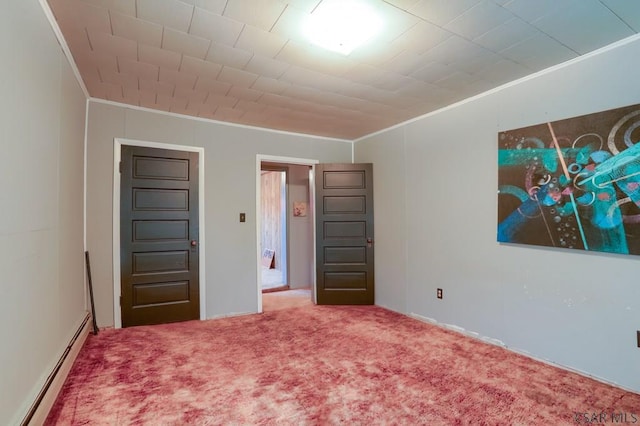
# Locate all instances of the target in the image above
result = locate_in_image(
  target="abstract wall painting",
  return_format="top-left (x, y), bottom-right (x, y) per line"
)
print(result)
top-left (498, 103), bottom-right (640, 255)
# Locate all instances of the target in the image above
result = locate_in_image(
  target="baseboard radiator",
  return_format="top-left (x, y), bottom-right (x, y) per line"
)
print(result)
top-left (21, 313), bottom-right (91, 425)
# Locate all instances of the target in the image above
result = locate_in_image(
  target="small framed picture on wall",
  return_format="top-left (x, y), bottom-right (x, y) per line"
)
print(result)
top-left (293, 201), bottom-right (307, 217)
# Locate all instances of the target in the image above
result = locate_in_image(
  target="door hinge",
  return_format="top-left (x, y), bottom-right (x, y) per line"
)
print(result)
top-left (119, 296), bottom-right (122, 306)
top-left (119, 161), bottom-right (123, 173)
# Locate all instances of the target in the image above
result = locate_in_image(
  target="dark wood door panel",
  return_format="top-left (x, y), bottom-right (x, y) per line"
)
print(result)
top-left (121, 146), bottom-right (199, 327)
top-left (316, 163), bottom-right (374, 305)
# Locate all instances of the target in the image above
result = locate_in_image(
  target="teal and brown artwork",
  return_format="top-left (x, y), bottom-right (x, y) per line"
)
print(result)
top-left (498, 103), bottom-right (640, 255)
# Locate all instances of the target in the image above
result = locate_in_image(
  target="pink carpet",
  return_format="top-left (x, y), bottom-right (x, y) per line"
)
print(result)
top-left (46, 294), bottom-right (639, 424)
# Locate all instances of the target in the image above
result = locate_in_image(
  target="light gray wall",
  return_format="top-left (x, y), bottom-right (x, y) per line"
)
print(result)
top-left (86, 103), bottom-right (351, 326)
top-left (355, 36), bottom-right (640, 392)
top-left (288, 165), bottom-right (313, 289)
top-left (0, 1), bottom-right (87, 423)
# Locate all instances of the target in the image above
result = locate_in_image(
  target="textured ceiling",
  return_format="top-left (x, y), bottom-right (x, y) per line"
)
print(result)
top-left (47, 0), bottom-right (640, 140)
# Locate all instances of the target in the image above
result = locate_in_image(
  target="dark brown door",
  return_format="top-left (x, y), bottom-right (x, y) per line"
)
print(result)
top-left (120, 146), bottom-right (199, 327)
top-left (316, 163), bottom-right (374, 305)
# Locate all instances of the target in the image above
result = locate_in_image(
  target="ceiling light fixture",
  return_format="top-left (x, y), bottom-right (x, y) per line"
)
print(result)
top-left (303, 0), bottom-right (383, 55)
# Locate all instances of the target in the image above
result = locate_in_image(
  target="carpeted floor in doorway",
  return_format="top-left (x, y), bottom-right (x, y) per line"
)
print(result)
top-left (46, 294), bottom-right (639, 425)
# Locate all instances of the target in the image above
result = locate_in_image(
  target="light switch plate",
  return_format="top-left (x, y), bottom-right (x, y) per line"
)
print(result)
top-left (240, 213), bottom-right (246, 222)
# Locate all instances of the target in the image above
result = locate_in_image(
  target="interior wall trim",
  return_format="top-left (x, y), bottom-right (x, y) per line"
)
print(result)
top-left (20, 313), bottom-right (91, 425)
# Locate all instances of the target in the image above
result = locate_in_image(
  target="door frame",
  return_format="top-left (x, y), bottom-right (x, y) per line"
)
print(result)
top-left (113, 138), bottom-right (206, 329)
top-left (256, 155), bottom-right (318, 312)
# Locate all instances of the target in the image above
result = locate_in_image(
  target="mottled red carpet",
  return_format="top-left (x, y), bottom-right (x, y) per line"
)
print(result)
top-left (46, 291), bottom-right (639, 425)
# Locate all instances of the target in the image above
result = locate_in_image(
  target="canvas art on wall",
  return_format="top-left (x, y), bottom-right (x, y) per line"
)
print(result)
top-left (498, 103), bottom-right (640, 255)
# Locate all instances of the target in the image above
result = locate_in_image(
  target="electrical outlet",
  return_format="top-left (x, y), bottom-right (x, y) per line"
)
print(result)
top-left (437, 288), bottom-right (443, 299)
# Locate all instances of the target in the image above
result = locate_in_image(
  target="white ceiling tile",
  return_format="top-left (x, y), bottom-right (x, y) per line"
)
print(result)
top-left (228, 86), bottom-right (264, 102)
top-left (73, 49), bottom-right (117, 75)
top-left (180, 56), bottom-right (223, 78)
top-left (473, 18), bottom-right (538, 52)
top-left (279, 66), bottom-right (326, 88)
top-left (49, 0), bottom-right (640, 139)
top-left (383, 50), bottom-right (427, 76)
top-left (499, 32), bottom-right (578, 70)
top-left (501, 0), bottom-right (562, 23)
top-left (383, 0), bottom-right (422, 11)
top-left (153, 93), bottom-right (174, 110)
top-left (174, 88), bottom-right (208, 103)
top-left (111, 11), bottom-right (163, 47)
top-left (184, 101), bottom-right (208, 116)
top-left (453, 51), bottom-right (504, 74)
top-left (169, 97), bottom-right (189, 112)
top-left (139, 79), bottom-right (175, 96)
top-left (179, 0), bottom-right (227, 15)
top-left (235, 99), bottom-right (268, 114)
top-left (50, 0), bottom-right (111, 33)
top-left (217, 67), bottom-right (259, 88)
top-left (139, 90), bottom-right (160, 108)
top-left (120, 87), bottom-right (141, 105)
top-left (397, 80), bottom-right (441, 99)
top-left (373, 73), bottom-right (417, 91)
top-left (76, 62), bottom-right (103, 82)
top-left (123, 87), bottom-right (148, 106)
top-left (159, 68), bottom-right (198, 90)
top-left (137, 0), bottom-right (194, 33)
top-left (270, 4), bottom-right (310, 44)
top-left (205, 93), bottom-right (239, 109)
top-left (194, 77), bottom-right (232, 94)
top-left (234, 25), bottom-right (287, 58)
top-left (224, 0), bottom-right (287, 31)
top-left (276, 41), bottom-right (357, 76)
top-left (189, 8), bottom-right (244, 46)
top-left (533, 0), bottom-right (634, 54)
top-left (251, 76), bottom-right (291, 94)
top-left (214, 107), bottom-right (245, 121)
top-left (601, 0), bottom-right (640, 31)
top-left (410, 62), bottom-right (451, 83)
top-left (118, 57), bottom-right (159, 81)
top-left (80, 0), bottom-right (136, 16)
top-left (87, 30), bottom-right (138, 60)
top-left (77, 52), bottom-right (119, 78)
top-left (433, 70), bottom-right (475, 91)
top-left (162, 28), bottom-right (211, 59)
top-left (390, 21), bottom-right (451, 55)
top-left (473, 58), bottom-right (531, 85)
top-left (198, 107), bottom-right (217, 120)
top-left (244, 55), bottom-right (289, 79)
top-left (420, 35), bottom-right (485, 65)
top-left (444, 0), bottom-right (515, 39)
top-left (341, 63), bottom-right (388, 86)
top-left (206, 43), bottom-right (253, 69)
top-left (103, 81), bottom-right (125, 101)
top-left (367, 0), bottom-right (420, 43)
top-left (409, 0), bottom-right (483, 26)
top-left (278, 0), bottom-right (320, 13)
top-left (139, 45), bottom-right (183, 70)
top-left (348, 39), bottom-right (404, 67)
top-left (62, 30), bottom-right (93, 53)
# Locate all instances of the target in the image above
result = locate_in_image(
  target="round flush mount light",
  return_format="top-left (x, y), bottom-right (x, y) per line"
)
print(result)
top-left (302, 0), bottom-right (384, 55)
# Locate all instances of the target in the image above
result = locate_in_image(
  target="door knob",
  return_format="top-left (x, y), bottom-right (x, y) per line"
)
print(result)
top-left (190, 240), bottom-right (198, 247)
top-left (367, 237), bottom-right (373, 248)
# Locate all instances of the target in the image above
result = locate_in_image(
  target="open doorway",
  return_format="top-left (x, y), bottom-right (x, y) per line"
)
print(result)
top-left (260, 165), bottom-right (288, 292)
top-left (259, 160), bottom-right (315, 307)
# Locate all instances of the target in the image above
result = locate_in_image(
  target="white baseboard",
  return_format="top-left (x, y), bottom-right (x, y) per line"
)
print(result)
top-left (409, 312), bottom-right (639, 395)
top-left (22, 313), bottom-right (92, 425)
